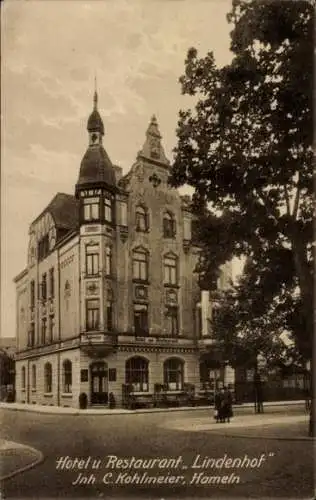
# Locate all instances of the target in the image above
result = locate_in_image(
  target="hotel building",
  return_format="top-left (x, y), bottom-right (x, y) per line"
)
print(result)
top-left (14, 93), bottom-right (233, 408)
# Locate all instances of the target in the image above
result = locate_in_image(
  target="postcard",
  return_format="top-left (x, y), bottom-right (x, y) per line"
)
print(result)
top-left (1, 1), bottom-right (313, 499)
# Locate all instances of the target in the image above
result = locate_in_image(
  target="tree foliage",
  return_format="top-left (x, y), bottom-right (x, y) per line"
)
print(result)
top-left (170, 0), bottom-right (314, 362)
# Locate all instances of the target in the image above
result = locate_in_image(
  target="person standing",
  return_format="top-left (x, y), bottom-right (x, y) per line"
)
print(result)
top-left (214, 388), bottom-right (223, 423)
top-left (223, 386), bottom-right (233, 423)
top-left (254, 372), bottom-right (264, 414)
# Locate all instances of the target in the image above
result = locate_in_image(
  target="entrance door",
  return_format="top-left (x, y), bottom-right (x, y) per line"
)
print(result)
top-left (90, 362), bottom-right (108, 405)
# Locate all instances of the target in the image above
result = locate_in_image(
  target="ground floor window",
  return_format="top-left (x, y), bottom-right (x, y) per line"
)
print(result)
top-left (126, 357), bottom-right (149, 392)
top-left (44, 362), bottom-right (52, 393)
top-left (63, 360), bottom-right (72, 393)
top-left (31, 365), bottom-right (36, 390)
top-left (163, 358), bottom-right (184, 391)
top-left (21, 366), bottom-right (26, 390)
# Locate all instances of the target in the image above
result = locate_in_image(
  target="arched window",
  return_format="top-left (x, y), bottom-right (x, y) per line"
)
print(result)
top-left (21, 366), bottom-right (26, 390)
top-left (44, 362), bottom-right (52, 393)
top-left (31, 365), bottom-right (36, 390)
top-left (126, 357), bottom-right (149, 392)
top-left (163, 358), bottom-right (184, 391)
top-left (105, 246), bottom-right (112, 276)
top-left (132, 248), bottom-right (148, 281)
top-left (163, 211), bottom-right (176, 238)
top-left (63, 360), bottom-right (72, 393)
top-left (163, 253), bottom-right (178, 285)
top-left (135, 205), bottom-right (148, 232)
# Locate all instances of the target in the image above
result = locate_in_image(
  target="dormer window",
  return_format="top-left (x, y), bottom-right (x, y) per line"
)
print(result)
top-left (83, 198), bottom-right (99, 221)
top-left (163, 212), bottom-right (176, 238)
top-left (136, 205), bottom-right (148, 232)
top-left (104, 196), bottom-right (112, 223)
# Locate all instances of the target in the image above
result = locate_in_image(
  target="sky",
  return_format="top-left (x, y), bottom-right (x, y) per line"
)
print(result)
top-left (1, 0), bottom-right (235, 338)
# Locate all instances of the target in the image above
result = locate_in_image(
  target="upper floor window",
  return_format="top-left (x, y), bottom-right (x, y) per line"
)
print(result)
top-left (106, 300), bottom-right (113, 332)
top-left (38, 234), bottom-right (49, 261)
top-left (30, 280), bottom-right (35, 308)
top-left (41, 318), bottom-right (47, 344)
top-left (132, 248), bottom-right (148, 282)
top-left (104, 196), bottom-right (113, 222)
top-left (86, 244), bottom-right (99, 276)
top-left (41, 273), bottom-right (47, 301)
top-left (83, 198), bottom-right (99, 221)
top-left (49, 268), bottom-right (55, 298)
top-left (105, 246), bottom-right (112, 276)
top-left (86, 299), bottom-right (100, 331)
top-left (28, 323), bottom-right (35, 347)
top-left (164, 306), bottom-right (179, 336)
top-left (195, 304), bottom-right (202, 339)
top-left (48, 316), bottom-right (54, 343)
top-left (135, 205), bottom-right (148, 232)
top-left (163, 212), bottom-right (176, 238)
top-left (133, 304), bottom-right (149, 336)
top-left (163, 254), bottom-right (178, 285)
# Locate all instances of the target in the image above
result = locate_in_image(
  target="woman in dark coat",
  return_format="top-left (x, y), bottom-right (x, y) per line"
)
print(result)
top-left (214, 389), bottom-right (223, 423)
top-left (222, 386), bottom-right (233, 423)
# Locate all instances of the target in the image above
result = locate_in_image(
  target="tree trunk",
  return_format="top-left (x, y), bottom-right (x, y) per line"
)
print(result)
top-left (290, 237), bottom-right (313, 436)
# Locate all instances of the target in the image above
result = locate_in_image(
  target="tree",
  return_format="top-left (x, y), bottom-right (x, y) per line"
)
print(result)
top-left (170, 0), bottom-right (314, 432)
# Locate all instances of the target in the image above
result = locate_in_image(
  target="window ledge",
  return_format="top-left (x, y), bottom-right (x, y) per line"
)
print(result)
top-left (163, 390), bottom-right (184, 394)
top-left (31, 389), bottom-right (36, 393)
top-left (44, 393), bottom-right (53, 397)
top-left (130, 392), bottom-right (152, 396)
top-left (132, 279), bottom-right (150, 285)
top-left (21, 388), bottom-right (26, 392)
top-left (61, 393), bottom-right (73, 397)
top-left (163, 283), bottom-right (180, 289)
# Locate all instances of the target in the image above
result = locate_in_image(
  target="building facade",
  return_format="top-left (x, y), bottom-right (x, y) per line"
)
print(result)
top-left (14, 93), bottom-right (232, 408)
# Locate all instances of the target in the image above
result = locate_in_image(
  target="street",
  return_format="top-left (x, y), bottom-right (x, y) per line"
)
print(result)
top-left (1, 404), bottom-right (314, 499)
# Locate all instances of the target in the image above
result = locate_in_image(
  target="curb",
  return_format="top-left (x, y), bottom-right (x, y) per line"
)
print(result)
top-left (0, 443), bottom-right (44, 482)
top-left (0, 400), bottom-right (305, 416)
top-left (203, 432), bottom-right (315, 442)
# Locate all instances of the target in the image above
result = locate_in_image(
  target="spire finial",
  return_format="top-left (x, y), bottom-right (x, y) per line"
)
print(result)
top-left (93, 73), bottom-right (98, 110)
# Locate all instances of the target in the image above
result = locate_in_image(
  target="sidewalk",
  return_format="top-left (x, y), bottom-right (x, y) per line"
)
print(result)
top-left (0, 439), bottom-right (43, 481)
top-left (161, 412), bottom-right (313, 441)
top-left (0, 400), bottom-right (304, 415)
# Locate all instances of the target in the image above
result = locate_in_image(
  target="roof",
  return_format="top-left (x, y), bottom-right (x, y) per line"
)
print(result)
top-left (77, 145), bottom-right (116, 187)
top-left (45, 193), bottom-right (79, 230)
top-left (31, 193), bottom-right (79, 233)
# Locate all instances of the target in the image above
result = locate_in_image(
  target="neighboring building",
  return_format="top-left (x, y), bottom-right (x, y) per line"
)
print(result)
top-left (0, 337), bottom-right (16, 400)
top-left (0, 337), bottom-right (17, 357)
top-left (14, 92), bottom-right (232, 408)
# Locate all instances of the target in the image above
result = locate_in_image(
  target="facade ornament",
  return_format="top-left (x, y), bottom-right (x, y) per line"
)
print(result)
top-left (149, 173), bottom-right (161, 188)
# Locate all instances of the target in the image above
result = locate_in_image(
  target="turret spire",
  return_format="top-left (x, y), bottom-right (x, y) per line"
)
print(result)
top-left (93, 74), bottom-right (98, 110)
top-left (87, 80), bottom-right (104, 137)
